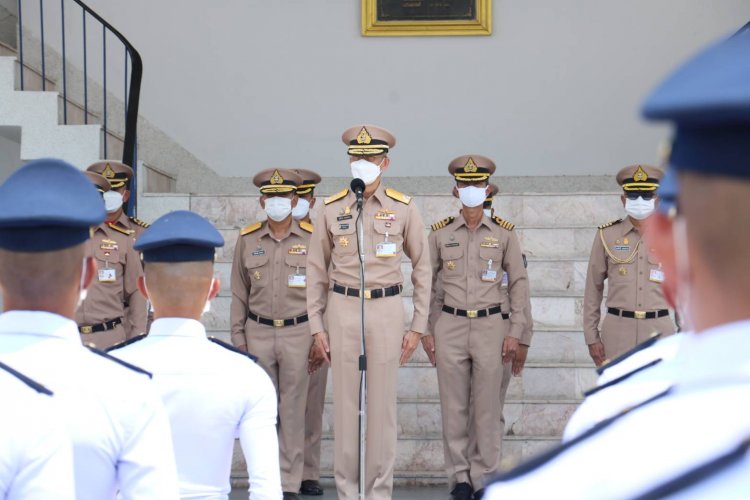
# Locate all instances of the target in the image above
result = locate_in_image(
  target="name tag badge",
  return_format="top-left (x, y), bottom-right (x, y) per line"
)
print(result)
top-left (376, 242), bottom-right (397, 258)
top-left (481, 259), bottom-right (497, 282)
top-left (288, 274), bottom-right (307, 288)
top-left (337, 214), bottom-right (353, 221)
top-left (98, 268), bottom-right (116, 283)
top-left (649, 269), bottom-right (665, 283)
top-left (252, 247), bottom-right (265, 257)
top-left (501, 272), bottom-right (509, 287)
top-left (340, 224), bottom-right (349, 230)
top-left (614, 245), bottom-right (630, 252)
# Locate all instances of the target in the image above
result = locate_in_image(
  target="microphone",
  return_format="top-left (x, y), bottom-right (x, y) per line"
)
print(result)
top-left (350, 178), bottom-right (365, 210)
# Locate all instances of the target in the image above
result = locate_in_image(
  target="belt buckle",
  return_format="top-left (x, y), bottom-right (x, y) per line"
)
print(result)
top-left (634, 311), bottom-right (647, 320)
top-left (466, 310), bottom-right (478, 318)
top-left (80, 325), bottom-right (93, 334)
top-left (273, 319), bottom-right (285, 328)
top-left (364, 289), bottom-right (372, 299)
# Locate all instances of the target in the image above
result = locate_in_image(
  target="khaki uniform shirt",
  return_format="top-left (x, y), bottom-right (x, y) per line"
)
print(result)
top-left (306, 183), bottom-right (431, 335)
top-left (583, 217), bottom-right (669, 344)
top-left (116, 211), bottom-right (149, 242)
top-left (76, 223), bottom-right (147, 338)
top-left (427, 213), bottom-right (529, 340)
top-left (230, 220), bottom-right (312, 346)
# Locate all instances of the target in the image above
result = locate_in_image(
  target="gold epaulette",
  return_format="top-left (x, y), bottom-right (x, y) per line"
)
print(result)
top-left (240, 221), bottom-right (263, 236)
top-left (128, 216), bottom-right (150, 228)
top-left (598, 219), bottom-right (622, 230)
top-left (492, 216), bottom-right (515, 231)
top-left (385, 187), bottom-right (411, 205)
top-left (324, 189), bottom-right (349, 205)
top-left (299, 220), bottom-right (314, 233)
top-left (107, 222), bottom-right (135, 236)
top-left (431, 216), bottom-right (455, 231)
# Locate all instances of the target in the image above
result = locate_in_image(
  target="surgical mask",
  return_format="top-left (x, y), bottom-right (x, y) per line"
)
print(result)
top-left (672, 217), bottom-right (695, 332)
top-left (457, 186), bottom-right (488, 208)
top-left (264, 197), bottom-right (293, 222)
top-left (77, 258), bottom-right (89, 308)
top-left (350, 158), bottom-right (383, 185)
top-left (483, 208), bottom-right (492, 218)
top-left (292, 198), bottom-right (310, 220)
top-left (625, 197), bottom-right (655, 220)
top-left (103, 190), bottom-right (123, 213)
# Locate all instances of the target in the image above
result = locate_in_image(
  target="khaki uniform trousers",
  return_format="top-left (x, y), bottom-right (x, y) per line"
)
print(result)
top-left (303, 363), bottom-right (328, 481)
top-left (327, 291), bottom-right (404, 500)
top-left (244, 319), bottom-right (313, 492)
top-left (79, 322), bottom-right (126, 350)
top-left (601, 313), bottom-right (675, 361)
top-left (435, 311), bottom-right (508, 490)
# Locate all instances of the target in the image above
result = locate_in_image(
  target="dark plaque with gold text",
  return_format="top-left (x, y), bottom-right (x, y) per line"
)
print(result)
top-left (377, 0), bottom-right (475, 22)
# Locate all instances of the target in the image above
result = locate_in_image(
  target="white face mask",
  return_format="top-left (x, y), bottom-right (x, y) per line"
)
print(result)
top-left (350, 158), bottom-right (383, 185)
top-left (457, 186), bottom-right (488, 208)
top-left (625, 196), bottom-right (655, 220)
top-left (291, 198), bottom-right (310, 220)
top-left (483, 208), bottom-right (492, 218)
top-left (102, 190), bottom-right (124, 213)
top-left (264, 197), bottom-right (293, 222)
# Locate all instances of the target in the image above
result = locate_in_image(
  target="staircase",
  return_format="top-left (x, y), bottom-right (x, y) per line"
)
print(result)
top-left (139, 188), bottom-right (623, 485)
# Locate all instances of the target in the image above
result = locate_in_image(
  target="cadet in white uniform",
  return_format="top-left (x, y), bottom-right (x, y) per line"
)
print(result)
top-left (0, 361), bottom-right (75, 500)
top-left (0, 159), bottom-right (179, 500)
top-left (109, 210), bottom-right (282, 500)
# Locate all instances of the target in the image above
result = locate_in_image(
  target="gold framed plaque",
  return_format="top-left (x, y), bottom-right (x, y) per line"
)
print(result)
top-left (362, 0), bottom-right (492, 37)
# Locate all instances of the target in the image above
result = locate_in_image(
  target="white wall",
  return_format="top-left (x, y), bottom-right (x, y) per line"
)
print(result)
top-left (67, 1), bottom-right (750, 178)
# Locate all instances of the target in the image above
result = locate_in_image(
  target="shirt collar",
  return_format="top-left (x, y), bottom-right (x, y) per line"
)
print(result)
top-left (148, 318), bottom-right (208, 339)
top-left (370, 181), bottom-right (388, 206)
top-left (454, 212), bottom-right (493, 231)
top-left (0, 310), bottom-right (81, 341)
top-left (621, 217), bottom-right (637, 236)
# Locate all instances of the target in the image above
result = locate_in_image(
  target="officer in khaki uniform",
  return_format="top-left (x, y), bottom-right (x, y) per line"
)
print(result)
top-left (306, 125), bottom-right (431, 500)
top-left (291, 169), bottom-right (328, 497)
top-left (86, 160), bottom-right (150, 240)
top-left (423, 156), bottom-right (529, 500)
top-left (584, 165), bottom-right (675, 366)
top-left (230, 168), bottom-right (312, 500)
top-left (77, 172), bottom-right (146, 348)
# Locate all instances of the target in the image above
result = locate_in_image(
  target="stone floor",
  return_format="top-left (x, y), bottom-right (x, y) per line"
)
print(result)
top-left (229, 483), bottom-right (447, 499)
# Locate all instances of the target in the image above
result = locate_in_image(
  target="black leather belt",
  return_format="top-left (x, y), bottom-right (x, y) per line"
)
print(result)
top-left (332, 283), bottom-right (402, 299)
top-left (248, 311), bottom-right (308, 328)
top-left (608, 307), bottom-right (669, 320)
top-left (79, 317), bottom-right (123, 334)
top-left (442, 305), bottom-right (510, 320)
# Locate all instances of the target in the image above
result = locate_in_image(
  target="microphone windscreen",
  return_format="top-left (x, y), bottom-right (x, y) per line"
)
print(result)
top-left (350, 178), bottom-right (366, 193)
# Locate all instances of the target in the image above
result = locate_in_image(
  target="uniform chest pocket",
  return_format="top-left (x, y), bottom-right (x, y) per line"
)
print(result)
top-left (373, 219), bottom-right (403, 257)
top-left (608, 258), bottom-right (636, 283)
top-left (441, 246), bottom-right (464, 277)
top-left (479, 246), bottom-right (503, 268)
top-left (285, 254), bottom-right (307, 288)
top-left (95, 247), bottom-right (124, 284)
top-left (331, 223), bottom-right (357, 255)
top-left (244, 254), bottom-right (270, 287)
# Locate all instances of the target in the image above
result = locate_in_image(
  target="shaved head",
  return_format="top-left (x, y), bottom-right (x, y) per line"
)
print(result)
top-left (142, 261), bottom-right (216, 319)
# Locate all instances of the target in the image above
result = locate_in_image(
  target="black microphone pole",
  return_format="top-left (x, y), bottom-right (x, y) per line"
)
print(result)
top-left (350, 178), bottom-right (367, 500)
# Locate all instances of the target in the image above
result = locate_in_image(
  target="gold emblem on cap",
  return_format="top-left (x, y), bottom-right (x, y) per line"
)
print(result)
top-left (102, 163), bottom-right (115, 179)
top-left (356, 127), bottom-right (372, 145)
top-left (633, 166), bottom-right (648, 182)
top-left (270, 169), bottom-right (284, 185)
top-left (463, 157), bottom-right (478, 173)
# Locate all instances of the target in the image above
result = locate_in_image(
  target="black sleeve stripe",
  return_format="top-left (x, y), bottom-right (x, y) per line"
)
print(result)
top-left (584, 358), bottom-right (662, 397)
top-left (208, 337), bottom-right (259, 363)
top-left (86, 345), bottom-right (153, 378)
top-left (0, 360), bottom-right (53, 396)
top-left (597, 334), bottom-right (662, 375)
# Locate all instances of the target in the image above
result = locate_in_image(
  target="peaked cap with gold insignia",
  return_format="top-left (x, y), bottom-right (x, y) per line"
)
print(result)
top-left (449, 154), bottom-right (496, 182)
top-left (252, 168), bottom-right (302, 195)
top-left (341, 124), bottom-right (396, 157)
top-left (292, 168), bottom-right (322, 195)
top-left (85, 171), bottom-right (111, 193)
top-left (616, 164), bottom-right (663, 192)
top-left (87, 160), bottom-right (134, 189)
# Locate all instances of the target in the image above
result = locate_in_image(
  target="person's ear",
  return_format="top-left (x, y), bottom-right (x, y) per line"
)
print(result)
top-left (121, 189), bottom-right (131, 204)
top-left (208, 277), bottom-right (221, 301)
top-left (309, 196), bottom-right (317, 208)
top-left (380, 156), bottom-right (390, 173)
top-left (260, 196), bottom-right (266, 209)
top-left (291, 194), bottom-right (298, 208)
top-left (82, 256), bottom-right (97, 289)
top-left (620, 194), bottom-right (626, 207)
top-left (452, 186), bottom-right (459, 198)
top-left (137, 275), bottom-right (150, 301)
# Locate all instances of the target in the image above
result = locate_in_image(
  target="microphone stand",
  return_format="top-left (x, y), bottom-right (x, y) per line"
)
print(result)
top-left (355, 195), bottom-right (367, 500)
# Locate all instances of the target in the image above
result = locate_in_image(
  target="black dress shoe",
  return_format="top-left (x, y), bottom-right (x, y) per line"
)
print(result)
top-left (450, 482), bottom-right (474, 500)
top-left (300, 479), bottom-right (324, 496)
top-left (473, 488), bottom-right (485, 499)
top-left (283, 492), bottom-right (300, 500)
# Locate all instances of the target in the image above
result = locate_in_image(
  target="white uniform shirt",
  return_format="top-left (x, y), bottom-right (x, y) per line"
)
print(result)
top-left (0, 311), bottom-right (179, 500)
top-left (0, 366), bottom-right (75, 500)
top-left (112, 318), bottom-right (281, 500)
top-left (487, 320), bottom-right (750, 499)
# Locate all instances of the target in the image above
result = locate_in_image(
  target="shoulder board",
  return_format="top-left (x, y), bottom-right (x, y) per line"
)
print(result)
top-left (487, 388), bottom-right (671, 485)
top-left (596, 333), bottom-right (661, 375)
top-left (0, 360), bottom-right (53, 395)
top-left (492, 216), bottom-right (515, 231)
top-left (240, 221), bottom-right (263, 236)
top-left (598, 218), bottom-right (623, 230)
top-left (431, 216), bottom-right (455, 231)
top-left (105, 333), bottom-right (148, 353)
top-left (324, 189), bottom-right (349, 205)
top-left (385, 187), bottom-right (411, 205)
top-left (85, 345), bottom-right (152, 378)
top-left (583, 358), bottom-right (662, 397)
top-left (128, 216), bottom-right (150, 228)
top-left (208, 337), bottom-right (258, 363)
top-left (299, 220), bottom-right (314, 233)
top-left (107, 222), bottom-right (135, 236)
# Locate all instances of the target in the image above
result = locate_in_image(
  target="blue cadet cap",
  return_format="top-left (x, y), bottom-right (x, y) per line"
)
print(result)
top-left (655, 168), bottom-right (679, 217)
top-left (0, 158), bottom-right (106, 252)
top-left (642, 22), bottom-right (750, 178)
top-left (134, 210), bottom-right (224, 263)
